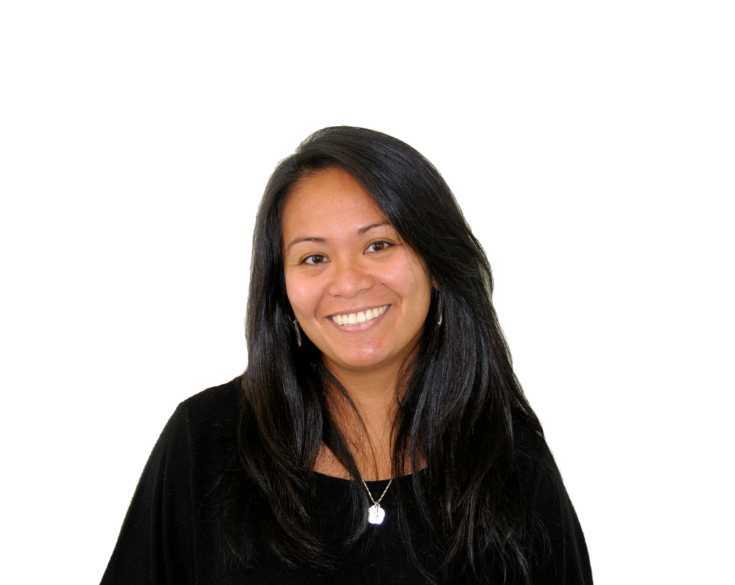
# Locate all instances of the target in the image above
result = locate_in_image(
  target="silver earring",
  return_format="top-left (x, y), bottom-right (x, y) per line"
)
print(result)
top-left (292, 318), bottom-right (302, 347)
top-left (435, 290), bottom-right (443, 328)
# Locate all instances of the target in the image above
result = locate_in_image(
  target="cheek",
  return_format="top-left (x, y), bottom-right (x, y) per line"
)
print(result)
top-left (381, 255), bottom-right (431, 299)
top-left (284, 273), bottom-right (316, 313)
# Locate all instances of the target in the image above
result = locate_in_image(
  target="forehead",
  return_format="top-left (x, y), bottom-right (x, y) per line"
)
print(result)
top-left (281, 167), bottom-right (389, 237)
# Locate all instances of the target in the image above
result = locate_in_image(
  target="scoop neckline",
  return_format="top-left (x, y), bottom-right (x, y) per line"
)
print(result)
top-left (311, 467), bottom-right (428, 485)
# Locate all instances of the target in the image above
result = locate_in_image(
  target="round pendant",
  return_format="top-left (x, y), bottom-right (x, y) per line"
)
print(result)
top-left (368, 503), bottom-right (386, 525)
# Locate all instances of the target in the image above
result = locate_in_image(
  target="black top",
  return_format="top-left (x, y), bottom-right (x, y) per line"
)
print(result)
top-left (100, 375), bottom-right (593, 584)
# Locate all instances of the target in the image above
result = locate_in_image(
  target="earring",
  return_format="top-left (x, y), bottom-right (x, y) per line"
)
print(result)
top-left (435, 289), bottom-right (443, 328)
top-left (292, 318), bottom-right (302, 347)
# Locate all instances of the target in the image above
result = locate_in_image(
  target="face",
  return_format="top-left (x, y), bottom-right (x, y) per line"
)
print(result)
top-left (281, 166), bottom-right (435, 374)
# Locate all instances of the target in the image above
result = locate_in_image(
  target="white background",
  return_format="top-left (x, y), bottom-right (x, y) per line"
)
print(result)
top-left (1, 1), bottom-right (733, 583)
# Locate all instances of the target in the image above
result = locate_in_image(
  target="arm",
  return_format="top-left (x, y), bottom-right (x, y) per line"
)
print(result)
top-left (100, 403), bottom-right (197, 585)
top-left (527, 439), bottom-right (594, 585)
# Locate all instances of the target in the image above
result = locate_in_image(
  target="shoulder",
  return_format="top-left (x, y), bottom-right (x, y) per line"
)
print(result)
top-left (511, 412), bottom-right (557, 481)
top-left (178, 373), bottom-right (242, 435)
top-left (100, 376), bottom-right (244, 584)
top-left (174, 373), bottom-right (244, 464)
top-left (511, 413), bottom-right (571, 516)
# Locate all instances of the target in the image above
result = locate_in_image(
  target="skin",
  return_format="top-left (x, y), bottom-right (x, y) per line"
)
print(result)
top-left (281, 166), bottom-right (435, 480)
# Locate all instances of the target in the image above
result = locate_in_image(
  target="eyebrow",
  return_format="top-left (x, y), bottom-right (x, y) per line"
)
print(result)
top-left (285, 221), bottom-right (392, 253)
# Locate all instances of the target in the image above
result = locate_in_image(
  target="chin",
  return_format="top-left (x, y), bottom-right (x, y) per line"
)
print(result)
top-left (333, 351), bottom-right (390, 370)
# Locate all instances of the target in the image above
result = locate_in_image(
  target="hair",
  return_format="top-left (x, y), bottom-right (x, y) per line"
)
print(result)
top-left (221, 126), bottom-right (545, 584)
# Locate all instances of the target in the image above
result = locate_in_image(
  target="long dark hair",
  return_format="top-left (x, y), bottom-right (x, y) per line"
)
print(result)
top-left (224, 126), bottom-right (544, 584)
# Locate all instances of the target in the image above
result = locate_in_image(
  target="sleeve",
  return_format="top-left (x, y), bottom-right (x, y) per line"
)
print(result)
top-left (100, 402), bottom-right (197, 585)
top-left (528, 440), bottom-right (594, 585)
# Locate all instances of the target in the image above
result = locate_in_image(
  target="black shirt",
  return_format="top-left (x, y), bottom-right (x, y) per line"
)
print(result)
top-left (100, 375), bottom-right (593, 584)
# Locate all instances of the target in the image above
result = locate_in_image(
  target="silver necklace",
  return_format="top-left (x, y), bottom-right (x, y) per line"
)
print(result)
top-left (361, 477), bottom-right (392, 525)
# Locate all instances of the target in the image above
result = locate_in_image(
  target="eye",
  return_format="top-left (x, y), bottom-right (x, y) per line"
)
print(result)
top-left (298, 240), bottom-right (395, 266)
top-left (366, 239), bottom-right (394, 253)
top-left (300, 254), bottom-right (327, 266)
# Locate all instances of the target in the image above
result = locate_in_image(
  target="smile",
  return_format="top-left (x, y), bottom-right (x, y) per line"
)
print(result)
top-left (329, 304), bottom-right (391, 331)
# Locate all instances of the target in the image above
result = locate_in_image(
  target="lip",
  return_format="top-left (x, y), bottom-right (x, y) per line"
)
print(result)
top-left (326, 304), bottom-right (391, 319)
top-left (327, 304), bottom-right (391, 333)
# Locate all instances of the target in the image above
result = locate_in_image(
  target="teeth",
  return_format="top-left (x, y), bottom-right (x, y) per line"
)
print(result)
top-left (332, 305), bottom-right (389, 326)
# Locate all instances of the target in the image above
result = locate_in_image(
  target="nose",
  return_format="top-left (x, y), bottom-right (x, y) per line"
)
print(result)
top-left (326, 258), bottom-right (375, 298)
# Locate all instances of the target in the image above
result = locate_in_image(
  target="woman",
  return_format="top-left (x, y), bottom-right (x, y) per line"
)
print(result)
top-left (100, 126), bottom-right (593, 584)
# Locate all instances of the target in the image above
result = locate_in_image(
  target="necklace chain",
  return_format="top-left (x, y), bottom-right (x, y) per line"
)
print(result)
top-left (360, 477), bottom-right (393, 505)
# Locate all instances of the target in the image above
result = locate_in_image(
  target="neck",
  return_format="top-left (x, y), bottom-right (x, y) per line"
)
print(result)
top-left (319, 351), bottom-right (418, 480)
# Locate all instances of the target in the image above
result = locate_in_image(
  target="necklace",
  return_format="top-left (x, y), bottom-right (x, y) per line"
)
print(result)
top-left (361, 477), bottom-right (392, 525)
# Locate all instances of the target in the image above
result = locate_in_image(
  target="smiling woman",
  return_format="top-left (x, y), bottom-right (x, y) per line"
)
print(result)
top-left (100, 126), bottom-right (593, 585)
top-left (281, 167), bottom-right (436, 483)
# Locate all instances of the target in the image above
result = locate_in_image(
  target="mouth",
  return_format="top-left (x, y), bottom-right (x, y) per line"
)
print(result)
top-left (327, 304), bottom-right (391, 333)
